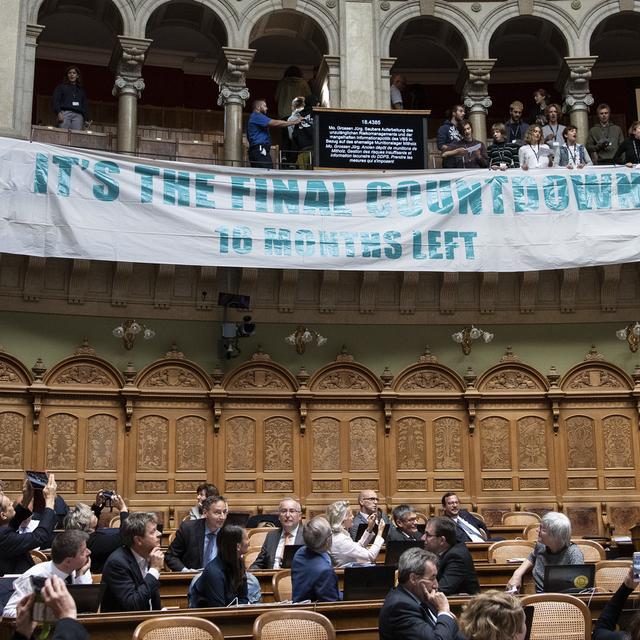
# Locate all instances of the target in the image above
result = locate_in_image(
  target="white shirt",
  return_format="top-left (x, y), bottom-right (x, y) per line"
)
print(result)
top-left (329, 529), bottom-right (384, 568)
top-left (519, 143), bottom-right (552, 169)
top-left (3, 560), bottom-right (92, 618)
top-left (131, 549), bottom-right (160, 581)
top-left (453, 516), bottom-right (485, 543)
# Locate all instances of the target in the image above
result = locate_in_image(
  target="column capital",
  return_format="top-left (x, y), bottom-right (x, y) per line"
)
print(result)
top-left (25, 23), bottom-right (45, 45)
top-left (111, 36), bottom-right (152, 98)
top-left (380, 57), bottom-right (397, 75)
top-left (215, 47), bottom-right (255, 107)
top-left (461, 58), bottom-right (496, 114)
top-left (560, 56), bottom-right (597, 113)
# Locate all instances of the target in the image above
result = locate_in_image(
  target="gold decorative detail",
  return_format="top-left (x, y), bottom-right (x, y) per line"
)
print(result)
top-left (485, 370), bottom-right (539, 390)
top-left (226, 416), bottom-right (255, 470)
top-left (0, 412), bottom-right (24, 468)
top-left (176, 416), bottom-right (206, 471)
top-left (483, 478), bottom-right (512, 489)
top-left (565, 416), bottom-right (596, 468)
top-left (135, 480), bottom-right (167, 492)
top-left (264, 480), bottom-right (294, 492)
top-left (434, 417), bottom-right (462, 469)
top-left (46, 413), bottom-right (78, 470)
top-left (396, 417), bottom-right (426, 470)
top-left (86, 414), bottom-right (117, 471)
top-left (520, 478), bottom-right (549, 489)
top-left (517, 416), bottom-right (548, 469)
top-left (230, 369), bottom-right (288, 390)
top-left (143, 367), bottom-right (202, 388)
top-left (264, 417), bottom-right (293, 470)
top-left (312, 480), bottom-right (342, 491)
top-left (225, 480), bottom-right (256, 492)
top-left (400, 371), bottom-right (454, 390)
top-left (316, 370), bottom-right (372, 390)
top-left (480, 417), bottom-right (511, 469)
top-left (137, 415), bottom-right (168, 471)
top-left (603, 415), bottom-right (633, 468)
top-left (434, 479), bottom-right (464, 491)
top-left (53, 365), bottom-right (110, 386)
top-left (349, 417), bottom-right (377, 470)
top-left (567, 477), bottom-right (598, 489)
top-left (605, 477), bottom-right (635, 489)
top-left (312, 417), bottom-right (340, 470)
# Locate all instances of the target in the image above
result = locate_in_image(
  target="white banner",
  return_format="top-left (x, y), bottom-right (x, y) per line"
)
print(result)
top-left (1, 135), bottom-right (640, 272)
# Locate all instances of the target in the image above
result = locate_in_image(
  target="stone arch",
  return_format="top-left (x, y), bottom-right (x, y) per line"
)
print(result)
top-left (224, 352), bottom-right (297, 393)
top-left (587, 9), bottom-right (640, 64)
top-left (134, 0), bottom-right (237, 42)
top-left (137, 358), bottom-right (212, 391)
top-left (581, 1), bottom-right (635, 57)
top-left (0, 352), bottom-right (33, 388)
top-left (44, 355), bottom-right (124, 389)
top-left (479, 2), bottom-right (577, 59)
top-left (28, 0), bottom-right (133, 34)
top-left (239, 2), bottom-right (338, 57)
top-left (309, 356), bottom-right (381, 393)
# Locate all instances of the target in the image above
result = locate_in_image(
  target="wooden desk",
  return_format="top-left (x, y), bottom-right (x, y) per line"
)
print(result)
top-left (2, 593), bottom-right (637, 640)
top-left (490, 525), bottom-right (527, 540)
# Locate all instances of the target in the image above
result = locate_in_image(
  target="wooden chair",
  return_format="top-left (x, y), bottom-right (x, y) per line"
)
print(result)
top-left (272, 569), bottom-right (293, 601)
top-left (167, 531), bottom-right (177, 547)
top-left (244, 546), bottom-right (263, 570)
top-left (415, 512), bottom-right (428, 526)
top-left (253, 610), bottom-right (335, 640)
top-left (595, 560), bottom-right (640, 592)
top-left (487, 540), bottom-right (535, 564)
top-left (520, 593), bottom-right (591, 640)
top-left (29, 549), bottom-right (47, 564)
top-left (502, 511), bottom-right (541, 526)
top-left (572, 539), bottom-right (605, 562)
top-left (523, 523), bottom-right (540, 541)
top-left (248, 527), bottom-right (276, 548)
top-left (468, 511), bottom-right (485, 523)
top-left (108, 515), bottom-right (120, 528)
top-left (133, 616), bottom-right (223, 640)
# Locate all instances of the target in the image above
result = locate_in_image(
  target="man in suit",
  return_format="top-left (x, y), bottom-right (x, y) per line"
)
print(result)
top-left (386, 504), bottom-right (422, 542)
top-left (349, 490), bottom-right (390, 540)
top-left (100, 511), bottom-right (164, 612)
top-left (165, 495), bottom-right (228, 571)
top-left (250, 497), bottom-right (304, 569)
top-left (188, 483), bottom-right (219, 520)
top-left (12, 575), bottom-right (89, 640)
top-left (441, 493), bottom-right (489, 543)
top-left (379, 547), bottom-right (464, 640)
top-left (423, 517), bottom-right (480, 596)
top-left (0, 474), bottom-right (58, 577)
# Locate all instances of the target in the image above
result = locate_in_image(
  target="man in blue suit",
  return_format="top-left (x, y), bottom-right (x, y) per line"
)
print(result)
top-left (441, 493), bottom-right (489, 543)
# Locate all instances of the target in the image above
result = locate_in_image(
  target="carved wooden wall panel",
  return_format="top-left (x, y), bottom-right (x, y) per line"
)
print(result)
top-left (0, 411), bottom-right (26, 469)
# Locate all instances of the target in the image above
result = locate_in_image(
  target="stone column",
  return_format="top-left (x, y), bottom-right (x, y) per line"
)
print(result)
top-left (111, 36), bottom-right (152, 154)
top-left (560, 56), bottom-right (597, 145)
top-left (318, 54), bottom-right (341, 107)
top-left (215, 47), bottom-right (255, 167)
top-left (379, 57), bottom-right (397, 110)
top-left (461, 59), bottom-right (496, 144)
top-left (17, 24), bottom-right (45, 138)
top-left (0, 0), bottom-right (24, 137)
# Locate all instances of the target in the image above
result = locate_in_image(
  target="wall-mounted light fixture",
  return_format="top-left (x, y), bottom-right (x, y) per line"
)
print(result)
top-left (285, 327), bottom-right (327, 354)
top-left (451, 325), bottom-right (494, 355)
top-left (616, 322), bottom-right (640, 352)
top-left (112, 320), bottom-right (155, 350)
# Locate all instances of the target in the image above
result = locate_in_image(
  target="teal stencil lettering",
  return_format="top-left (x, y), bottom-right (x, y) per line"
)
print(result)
top-left (512, 176), bottom-right (539, 212)
top-left (272, 179), bottom-right (300, 214)
top-left (425, 180), bottom-right (453, 214)
top-left (135, 165), bottom-right (160, 203)
top-left (295, 230), bottom-right (315, 256)
top-left (231, 176), bottom-right (251, 210)
top-left (163, 170), bottom-right (190, 206)
top-left (195, 173), bottom-right (216, 209)
top-left (34, 153), bottom-right (48, 194)
top-left (383, 231), bottom-right (402, 259)
top-left (52, 155), bottom-right (79, 196)
top-left (255, 178), bottom-right (268, 213)
top-left (319, 231), bottom-right (339, 256)
top-left (93, 161), bottom-right (120, 201)
top-left (332, 182), bottom-right (352, 216)
top-left (542, 175), bottom-right (569, 211)
top-left (484, 175), bottom-right (508, 214)
top-left (232, 226), bottom-right (252, 254)
top-left (455, 179), bottom-right (483, 214)
top-left (458, 231), bottom-right (477, 259)
top-left (570, 173), bottom-right (612, 210)
top-left (366, 181), bottom-right (392, 218)
top-left (304, 180), bottom-right (330, 214)
top-left (616, 172), bottom-right (640, 209)
top-left (264, 228), bottom-right (292, 256)
top-left (360, 232), bottom-right (382, 258)
top-left (427, 230), bottom-right (443, 259)
top-left (397, 180), bottom-right (422, 217)
top-left (340, 232), bottom-right (357, 257)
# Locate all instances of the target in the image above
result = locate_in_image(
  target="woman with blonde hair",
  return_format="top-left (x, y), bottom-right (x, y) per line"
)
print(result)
top-left (519, 124), bottom-right (553, 169)
top-left (325, 500), bottom-right (386, 567)
top-left (460, 591), bottom-right (526, 640)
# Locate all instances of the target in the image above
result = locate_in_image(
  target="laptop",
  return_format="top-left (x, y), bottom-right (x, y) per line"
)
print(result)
top-left (343, 565), bottom-right (396, 601)
top-left (543, 564), bottom-right (595, 593)
top-left (281, 544), bottom-right (305, 569)
top-left (67, 584), bottom-right (105, 613)
top-left (225, 511), bottom-right (251, 527)
top-left (384, 540), bottom-right (424, 566)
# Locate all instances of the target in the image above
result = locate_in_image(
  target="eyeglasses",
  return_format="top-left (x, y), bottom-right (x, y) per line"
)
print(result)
top-left (279, 509), bottom-right (301, 515)
top-left (424, 531), bottom-right (437, 538)
top-left (362, 497), bottom-right (379, 501)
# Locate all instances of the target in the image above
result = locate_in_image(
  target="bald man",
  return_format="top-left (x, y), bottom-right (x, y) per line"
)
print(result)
top-left (349, 490), bottom-right (390, 540)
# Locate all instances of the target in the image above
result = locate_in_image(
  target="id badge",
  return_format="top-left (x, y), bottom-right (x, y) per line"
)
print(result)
top-left (72, 101), bottom-right (80, 107)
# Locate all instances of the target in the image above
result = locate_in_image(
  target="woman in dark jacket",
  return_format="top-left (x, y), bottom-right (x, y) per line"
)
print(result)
top-left (190, 525), bottom-right (249, 607)
top-left (51, 66), bottom-right (89, 130)
top-left (613, 121), bottom-right (640, 166)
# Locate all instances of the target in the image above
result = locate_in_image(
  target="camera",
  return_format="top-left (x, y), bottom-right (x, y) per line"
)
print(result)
top-left (101, 490), bottom-right (115, 499)
top-left (31, 576), bottom-right (56, 623)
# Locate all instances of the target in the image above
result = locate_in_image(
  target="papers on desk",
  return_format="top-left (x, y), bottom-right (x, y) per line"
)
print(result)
top-left (507, 558), bottom-right (527, 563)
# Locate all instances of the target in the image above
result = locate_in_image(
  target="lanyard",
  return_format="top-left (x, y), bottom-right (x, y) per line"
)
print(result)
top-left (567, 144), bottom-right (578, 165)
top-left (529, 144), bottom-right (540, 163)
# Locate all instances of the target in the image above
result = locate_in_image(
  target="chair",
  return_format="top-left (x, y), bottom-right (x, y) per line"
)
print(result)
top-left (502, 511), bottom-right (541, 526)
top-left (29, 549), bottom-right (47, 564)
top-left (244, 546), bottom-right (263, 570)
top-left (595, 560), bottom-right (640, 592)
top-left (272, 570), bottom-right (292, 601)
top-left (253, 610), bottom-right (335, 640)
top-left (468, 511), bottom-right (485, 523)
top-left (248, 527), bottom-right (276, 548)
top-left (167, 531), bottom-right (177, 547)
top-left (133, 616), bottom-right (223, 640)
top-left (520, 593), bottom-right (591, 640)
top-left (487, 540), bottom-right (536, 564)
top-left (523, 523), bottom-right (540, 541)
top-left (415, 512), bottom-right (428, 526)
top-left (572, 539), bottom-right (605, 562)
top-left (108, 515), bottom-right (120, 528)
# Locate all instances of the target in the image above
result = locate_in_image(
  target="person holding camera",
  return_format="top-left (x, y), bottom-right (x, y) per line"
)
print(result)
top-left (0, 474), bottom-right (57, 576)
top-left (12, 575), bottom-right (88, 640)
top-left (64, 490), bottom-right (129, 573)
top-left (3, 529), bottom-right (92, 618)
top-left (587, 103), bottom-right (624, 165)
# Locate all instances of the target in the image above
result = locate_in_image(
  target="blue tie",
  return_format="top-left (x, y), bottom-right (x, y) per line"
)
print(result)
top-left (203, 531), bottom-right (216, 566)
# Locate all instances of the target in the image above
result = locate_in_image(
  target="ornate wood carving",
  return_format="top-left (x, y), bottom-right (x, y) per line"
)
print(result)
top-left (312, 480), bottom-right (342, 492)
top-left (609, 506), bottom-right (640, 535)
top-left (136, 480), bottom-right (167, 492)
top-left (225, 416), bottom-right (255, 471)
top-left (567, 477), bottom-right (598, 489)
top-left (225, 480), bottom-right (255, 492)
top-left (264, 480), bottom-right (294, 492)
top-left (434, 417), bottom-right (462, 469)
top-left (229, 368), bottom-right (288, 390)
top-left (315, 369), bottom-right (373, 390)
top-left (517, 416), bottom-right (548, 469)
top-left (264, 417), bottom-right (293, 471)
top-left (137, 415), bottom-right (168, 471)
top-left (396, 417), bottom-right (426, 470)
top-left (0, 412), bottom-right (24, 468)
top-left (566, 506), bottom-right (598, 536)
top-left (605, 477), bottom-right (635, 489)
top-left (565, 368), bottom-right (626, 389)
top-left (349, 417), bottom-right (377, 470)
top-left (52, 364), bottom-right (111, 386)
top-left (0, 363), bottom-right (22, 384)
top-left (479, 416), bottom-right (511, 469)
top-left (397, 479), bottom-right (426, 490)
top-left (520, 478), bottom-right (549, 489)
top-left (86, 414), bottom-right (117, 471)
top-left (176, 416), bottom-right (206, 471)
top-left (142, 367), bottom-right (203, 388)
top-left (46, 413), bottom-right (78, 470)
top-left (434, 479), bottom-right (464, 491)
top-left (312, 417), bottom-right (340, 470)
top-left (603, 415), bottom-right (633, 468)
top-left (483, 478), bottom-right (512, 490)
top-left (349, 479), bottom-right (379, 491)
top-left (175, 480), bottom-right (202, 493)
top-left (565, 415), bottom-right (596, 468)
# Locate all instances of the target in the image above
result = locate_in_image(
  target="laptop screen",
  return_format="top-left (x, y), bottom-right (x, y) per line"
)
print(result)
top-left (67, 584), bottom-right (105, 613)
top-left (343, 565), bottom-right (396, 601)
top-left (543, 564), bottom-right (595, 593)
top-left (384, 540), bottom-right (424, 566)
top-left (281, 544), bottom-right (304, 569)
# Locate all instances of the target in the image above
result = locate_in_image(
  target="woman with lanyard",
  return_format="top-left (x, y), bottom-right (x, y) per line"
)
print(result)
top-left (542, 103), bottom-right (565, 151)
top-left (613, 121), bottom-right (640, 167)
top-left (518, 124), bottom-right (553, 169)
top-left (51, 66), bottom-right (89, 130)
top-left (556, 125), bottom-right (592, 168)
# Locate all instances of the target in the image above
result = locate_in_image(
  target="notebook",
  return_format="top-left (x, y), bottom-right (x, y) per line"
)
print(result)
top-left (343, 565), bottom-right (396, 601)
top-left (384, 540), bottom-right (424, 566)
top-left (543, 564), bottom-right (595, 593)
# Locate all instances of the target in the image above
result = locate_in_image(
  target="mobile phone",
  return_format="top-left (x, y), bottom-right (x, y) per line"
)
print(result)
top-left (26, 470), bottom-right (48, 489)
top-left (31, 576), bottom-right (56, 623)
top-left (633, 552), bottom-right (640, 582)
